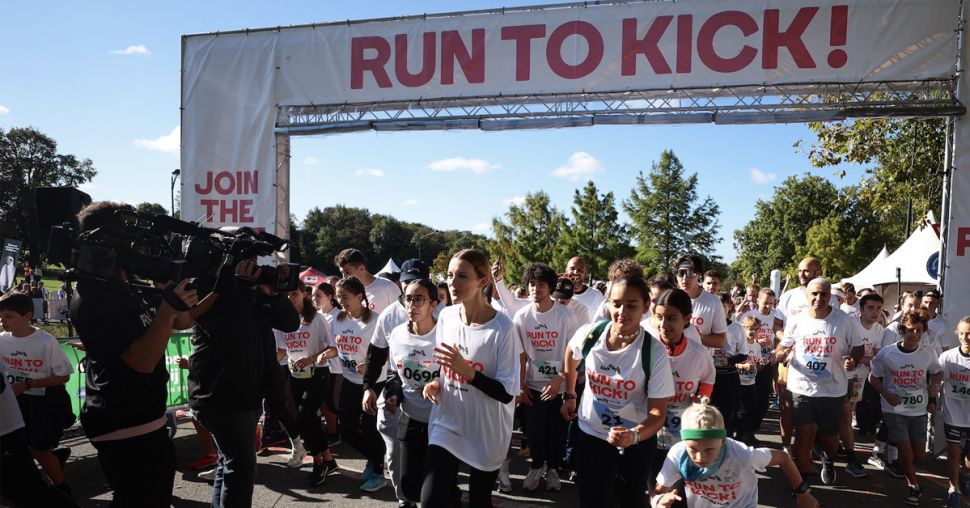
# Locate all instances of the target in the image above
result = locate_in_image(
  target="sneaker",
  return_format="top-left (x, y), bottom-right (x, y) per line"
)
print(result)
top-left (770, 399), bottom-right (780, 410)
top-left (868, 453), bottom-right (887, 470)
top-left (960, 474), bottom-right (970, 497)
top-left (497, 467), bottom-right (513, 493)
top-left (887, 461), bottom-right (905, 479)
top-left (360, 470), bottom-right (387, 492)
top-left (398, 502), bottom-right (417, 508)
top-left (568, 470), bottom-right (579, 482)
top-left (190, 453), bottom-right (219, 470)
top-left (53, 447), bottom-right (71, 468)
top-left (287, 442), bottom-right (307, 468)
top-left (523, 466), bottom-right (546, 491)
top-left (836, 445), bottom-right (851, 460)
top-left (322, 458), bottom-right (339, 476)
top-left (545, 468), bottom-right (562, 491)
top-left (309, 462), bottom-right (327, 487)
top-left (905, 484), bottom-right (922, 506)
top-left (845, 461), bottom-right (869, 478)
top-left (945, 490), bottom-right (961, 508)
top-left (821, 459), bottom-right (837, 485)
top-left (198, 468), bottom-right (217, 482)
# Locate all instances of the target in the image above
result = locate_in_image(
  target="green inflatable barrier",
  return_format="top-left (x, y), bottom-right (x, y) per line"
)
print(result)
top-left (59, 333), bottom-right (196, 417)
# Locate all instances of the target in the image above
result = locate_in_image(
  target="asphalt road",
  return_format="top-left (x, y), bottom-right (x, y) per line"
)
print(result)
top-left (44, 409), bottom-right (970, 507)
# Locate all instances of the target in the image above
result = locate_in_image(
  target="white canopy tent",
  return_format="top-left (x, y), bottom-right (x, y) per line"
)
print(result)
top-left (842, 223), bottom-right (939, 292)
top-left (378, 258), bottom-right (400, 275)
top-left (840, 246), bottom-right (889, 290)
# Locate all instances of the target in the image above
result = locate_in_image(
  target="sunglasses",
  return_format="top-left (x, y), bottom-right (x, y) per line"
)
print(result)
top-left (676, 268), bottom-right (696, 278)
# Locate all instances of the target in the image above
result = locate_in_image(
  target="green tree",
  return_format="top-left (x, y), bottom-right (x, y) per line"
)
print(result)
top-left (300, 205), bottom-right (374, 273)
top-left (135, 202), bottom-right (169, 216)
top-left (369, 215), bottom-right (414, 266)
top-left (0, 127), bottom-right (97, 264)
top-left (492, 191), bottom-right (567, 285)
top-left (624, 150), bottom-right (720, 275)
top-left (559, 180), bottom-right (634, 280)
top-left (732, 174), bottom-right (839, 283)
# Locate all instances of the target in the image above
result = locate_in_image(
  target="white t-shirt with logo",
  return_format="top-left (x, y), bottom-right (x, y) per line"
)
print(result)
top-left (712, 322), bottom-right (747, 371)
top-left (563, 298), bottom-right (593, 327)
top-left (331, 313), bottom-right (381, 385)
top-left (0, 329), bottom-right (73, 396)
top-left (428, 305), bottom-right (522, 472)
top-left (871, 342), bottom-right (942, 416)
top-left (657, 338), bottom-right (716, 449)
top-left (657, 438), bottom-right (773, 508)
top-left (886, 321), bottom-right (942, 357)
top-left (568, 324), bottom-right (675, 442)
top-left (0, 366), bottom-right (25, 437)
top-left (320, 309), bottom-right (342, 374)
top-left (366, 276), bottom-right (401, 315)
top-left (739, 309), bottom-right (783, 361)
top-left (572, 286), bottom-right (604, 318)
top-left (690, 290), bottom-right (728, 337)
top-left (738, 339), bottom-right (766, 387)
top-left (778, 287), bottom-right (838, 319)
top-left (514, 303), bottom-right (579, 393)
top-left (274, 315), bottom-right (332, 379)
top-left (855, 321), bottom-right (892, 393)
top-left (939, 347), bottom-right (970, 428)
top-left (780, 308), bottom-right (864, 398)
top-left (387, 323), bottom-right (439, 423)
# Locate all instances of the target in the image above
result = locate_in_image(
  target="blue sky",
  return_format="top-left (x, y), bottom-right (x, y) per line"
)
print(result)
top-left (0, 0), bottom-right (864, 262)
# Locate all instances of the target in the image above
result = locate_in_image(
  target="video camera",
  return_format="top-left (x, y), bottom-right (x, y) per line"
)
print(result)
top-left (46, 209), bottom-right (300, 293)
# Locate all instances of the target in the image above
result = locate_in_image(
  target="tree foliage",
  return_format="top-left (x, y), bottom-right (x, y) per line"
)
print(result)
top-left (0, 127), bottom-right (97, 263)
top-left (624, 150), bottom-right (721, 276)
top-left (136, 202), bottom-right (169, 216)
top-left (560, 180), bottom-right (634, 280)
top-left (492, 191), bottom-right (568, 286)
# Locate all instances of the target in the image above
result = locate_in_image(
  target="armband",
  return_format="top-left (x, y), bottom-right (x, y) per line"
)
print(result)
top-left (792, 480), bottom-right (811, 495)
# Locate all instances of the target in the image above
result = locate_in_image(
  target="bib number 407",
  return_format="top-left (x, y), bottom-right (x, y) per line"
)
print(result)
top-left (806, 360), bottom-right (827, 371)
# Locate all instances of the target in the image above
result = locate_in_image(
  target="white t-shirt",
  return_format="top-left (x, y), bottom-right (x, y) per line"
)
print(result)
top-left (870, 342), bottom-right (942, 416)
top-left (331, 313), bottom-right (380, 385)
top-left (739, 309), bottom-right (783, 360)
top-left (563, 298), bottom-right (593, 327)
top-left (568, 324), bottom-right (675, 442)
top-left (366, 276), bottom-right (401, 315)
top-left (841, 301), bottom-right (861, 318)
top-left (642, 318), bottom-right (702, 345)
top-left (572, 285), bottom-right (604, 318)
top-left (930, 316), bottom-right (958, 351)
top-left (387, 323), bottom-right (439, 423)
top-left (320, 309), bottom-right (342, 374)
top-left (657, 438), bottom-right (773, 508)
top-left (712, 322), bottom-right (747, 371)
top-left (886, 321), bottom-right (942, 357)
top-left (274, 315), bottom-right (332, 378)
top-left (428, 305), bottom-right (522, 472)
top-left (738, 339), bottom-right (766, 387)
top-left (780, 308), bottom-right (864, 398)
top-left (0, 366), bottom-right (25, 437)
top-left (939, 347), bottom-right (970, 428)
top-left (856, 321), bottom-right (893, 387)
top-left (690, 290), bottom-right (728, 337)
top-left (492, 279), bottom-right (529, 318)
top-left (0, 329), bottom-right (74, 396)
top-left (514, 303), bottom-right (579, 393)
top-left (657, 338), bottom-right (716, 449)
top-left (777, 287), bottom-right (838, 319)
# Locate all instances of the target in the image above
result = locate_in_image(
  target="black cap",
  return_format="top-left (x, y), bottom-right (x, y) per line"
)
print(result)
top-left (399, 258), bottom-right (430, 283)
top-left (552, 277), bottom-right (575, 300)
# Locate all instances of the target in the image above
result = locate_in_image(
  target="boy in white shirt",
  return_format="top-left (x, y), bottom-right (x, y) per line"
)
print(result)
top-left (938, 317), bottom-right (970, 507)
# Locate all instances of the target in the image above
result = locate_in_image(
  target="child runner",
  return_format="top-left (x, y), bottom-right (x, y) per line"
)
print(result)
top-left (652, 402), bottom-right (819, 508)
top-left (936, 316), bottom-right (970, 507)
top-left (735, 315), bottom-right (770, 445)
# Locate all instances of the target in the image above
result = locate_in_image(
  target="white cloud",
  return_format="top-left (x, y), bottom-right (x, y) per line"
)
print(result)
top-left (473, 223), bottom-right (491, 233)
top-left (303, 156), bottom-right (319, 165)
top-left (354, 168), bottom-right (384, 177)
top-left (133, 125), bottom-right (179, 154)
top-left (78, 182), bottom-right (97, 191)
top-left (401, 198), bottom-right (418, 206)
top-left (0, 105), bottom-right (8, 116)
top-left (552, 151), bottom-right (603, 181)
top-left (110, 44), bottom-right (150, 56)
top-left (749, 167), bottom-right (776, 184)
top-left (503, 195), bottom-right (526, 207)
top-left (427, 157), bottom-right (499, 175)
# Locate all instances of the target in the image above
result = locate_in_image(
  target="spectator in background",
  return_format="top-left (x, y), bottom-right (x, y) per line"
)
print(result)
top-left (0, 256), bottom-right (16, 292)
top-left (702, 270), bottom-right (722, 295)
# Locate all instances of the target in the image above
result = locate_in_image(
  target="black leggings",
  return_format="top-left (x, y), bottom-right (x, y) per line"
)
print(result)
top-left (752, 367), bottom-right (774, 432)
top-left (524, 390), bottom-right (565, 469)
top-left (576, 429), bottom-right (654, 508)
top-left (338, 380), bottom-right (386, 471)
top-left (710, 370), bottom-right (740, 435)
top-left (737, 384), bottom-right (759, 435)
top-left (400, 416), bottom-right (429, 502)
top-left (290, 368), bottom-right (330, 455)
top-left (0, 428), bottom-right (78, 508)
top-left (857, 379), bottom-right (883, 435)
top-left (421, 445), bottom-right (497, 508)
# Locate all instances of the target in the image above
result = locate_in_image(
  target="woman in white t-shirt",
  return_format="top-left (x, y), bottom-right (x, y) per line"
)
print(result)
top-left (421, 250), bottom-right (521, 508)
top-left (311, 282), bottom-right (342, 446)
top-left (652, 403), bottom-right (818, 508)
top-left (276, 281), bottom-right (338, 486)
top-left (332, 276), bottom-right (388, 492)
top-left (560, 274), bottom-right (675, 508)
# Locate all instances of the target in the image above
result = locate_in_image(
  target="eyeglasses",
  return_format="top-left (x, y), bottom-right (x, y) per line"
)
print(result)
top-left (676, 269), bottom-right (696, 278)
top-left (401, 295), bottom-right (429, 307)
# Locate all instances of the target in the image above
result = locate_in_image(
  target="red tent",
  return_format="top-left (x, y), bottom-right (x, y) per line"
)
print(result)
top-left (299, 267), bottom-right (330, 286)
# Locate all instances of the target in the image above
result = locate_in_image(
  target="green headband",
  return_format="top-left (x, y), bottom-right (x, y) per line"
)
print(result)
top-left (680, 428), bottom-right (727, 440)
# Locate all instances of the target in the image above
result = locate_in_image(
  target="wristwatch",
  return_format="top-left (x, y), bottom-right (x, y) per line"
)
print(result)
top-left (792, 480), bottom-right (811, 495)
top-left (563, 392), bottom-right (577, 401)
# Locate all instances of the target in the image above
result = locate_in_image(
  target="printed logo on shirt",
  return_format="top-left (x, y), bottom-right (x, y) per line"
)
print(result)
top-left (2, 355), bottom-right (45, 373)
top-left (685, 475), bottom-right (742, 504)
top-left (692, 316), bottom-right (706, 327)
top-left (442, 360), bottom-right (485, 390)
top-left (283, 330), bottom-right (311, 349)
top-left (587, 367), bottom-right (638, 401)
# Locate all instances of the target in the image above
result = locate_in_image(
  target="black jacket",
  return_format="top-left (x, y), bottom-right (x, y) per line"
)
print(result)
top-left (188, 286), bottom-right (299, 413)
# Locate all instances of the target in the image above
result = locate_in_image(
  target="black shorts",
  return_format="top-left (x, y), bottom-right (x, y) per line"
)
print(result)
top-left (18, 394), bottom-right (68, 451)
top-left (944, 423), bottom-right (970, 445)
top-left (791, 393), bottom-right (844, 436)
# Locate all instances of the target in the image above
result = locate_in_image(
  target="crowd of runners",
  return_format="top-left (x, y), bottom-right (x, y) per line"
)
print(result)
top-left (2, 228), bottom-right (970, 507)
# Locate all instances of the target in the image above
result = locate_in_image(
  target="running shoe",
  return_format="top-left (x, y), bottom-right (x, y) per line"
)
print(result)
top-left (497, 467), bottom-right (513, 493)
top-left (945, 490), bottom-right (961, 508)
top-left (868, 453), bottom-right (887, 470)
top-left (905, 484), bottom-right (922, 506)
top-left (821, 459), bottom-right (837, 485)
top-left (836, 445), bottom-right (851, 460)
top-left (309, 462), bottom-right (328, 487)
top-left (844, 461), bottom-right (869, 478)
top-left (198, 468), bottom-right (217, 482)
top-left (887, 461), bottom-right (905, 479)
top-left (545, 468), bottom-right (562, 491)
top-left (189, 453), bottom-right (219, 470)
top-left (286, 442), bottom-right (307, 468)
top-left (360, 469), bottom-right (388, 492)
top-left (523, 465), bottom-right (546, 491)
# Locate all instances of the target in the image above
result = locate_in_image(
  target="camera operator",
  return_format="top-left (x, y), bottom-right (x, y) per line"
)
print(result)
top-left (69, 202), bottom-right (198, 508)
top-left (189, 256), bottom-right (299, 507)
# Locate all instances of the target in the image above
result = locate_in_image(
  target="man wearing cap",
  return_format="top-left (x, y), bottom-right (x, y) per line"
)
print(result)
top-left (672, 254), bottom-right (727, 349)
top-left (774, 278), bottom-right (865, 485)
top-left (563, 257), bottom-right (603, 318)
top-left (361, 259), bottom-right (431, 507)
top-left (553, 277), bottom-right (592, 326)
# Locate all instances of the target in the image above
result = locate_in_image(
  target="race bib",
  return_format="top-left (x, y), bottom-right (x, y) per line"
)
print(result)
top-left (532, 360), bottom-right (563, 380)
top-left (665, 404), bottom-right (686, 432)
top-left (898, 390), bottom-right (926, 411)
top-left (289, 359), bottom-right (312, 379)
top-left (800, 353), bottom-right (831, 379)
top-left (848, 375), bottom-right (864, 400)
top-left (592, 399), bottom-right (638, 430)
top-left (400, 358), bottom-right (437, 388)
top-left (948, 381), bottom-right (970, 401)
top-left (338, 352), bottom-right (358, 372)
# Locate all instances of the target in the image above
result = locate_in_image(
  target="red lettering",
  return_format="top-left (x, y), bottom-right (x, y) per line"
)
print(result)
top-left (441, 29), bottom-right (485, 85)
top-left (501, 25), bottom-right (546, 81)
top-left (241, 170), bottom-right (259, 193)
top-left (351, 36), bottom-right (392, 89)
top-left (958, 227), bottom-right (970, 256)
top-left (697, 11), bottom-right (758, 73)
top-left (395, 32), bottom-right (436, 87)
top-left (546, 21), bottom-right (604, 79)
top-left (195, 172), bottom-right (213, 194)
top-left (621, 17), bottom-right (672, 76)
top-left (762, 8), bottom-right (818, 69)
top-left (214, 171), bottom-right (234, 195)
top-left (677, 15), bottom-right (693, 73)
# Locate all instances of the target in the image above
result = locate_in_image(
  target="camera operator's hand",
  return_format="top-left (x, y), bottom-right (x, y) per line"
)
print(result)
top-left (235, 259), bottom-right (262, 285)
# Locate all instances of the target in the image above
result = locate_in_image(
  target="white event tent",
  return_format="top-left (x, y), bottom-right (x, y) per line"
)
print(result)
top-left (841, 220), bottom-right (939, 302)
top-left (378, 258), bottom-right (400, 275)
